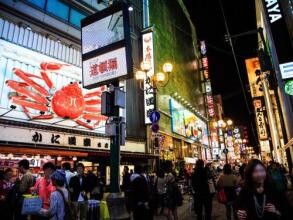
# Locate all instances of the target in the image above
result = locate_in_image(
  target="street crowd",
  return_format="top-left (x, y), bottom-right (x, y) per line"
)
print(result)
top-left (0, 158), bottom-right (293, 220)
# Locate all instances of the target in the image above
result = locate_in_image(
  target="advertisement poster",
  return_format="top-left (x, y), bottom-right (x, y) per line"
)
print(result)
top-left (170, 99), bottom-right (209, 145)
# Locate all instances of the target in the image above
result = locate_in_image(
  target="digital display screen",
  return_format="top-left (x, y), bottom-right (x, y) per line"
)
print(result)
top-left (82, 10), bottom-right (124, 55)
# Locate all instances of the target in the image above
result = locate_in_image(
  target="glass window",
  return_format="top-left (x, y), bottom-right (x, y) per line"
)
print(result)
top-left (46, 0), bottom-right (69, 21)
top-left (26, 0), bottom-right (46, 9)
top-left (69, 9), bottom-right (86, 27)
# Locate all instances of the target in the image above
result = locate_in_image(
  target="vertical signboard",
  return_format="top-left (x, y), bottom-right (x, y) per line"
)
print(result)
top-left (253, 99), bottom-right (269, 140)
top-left (262, 0), bottom-right (293, 79)
top-left (245, 57), bottom-right (264, 97)
top-left (142, 29), bottom-right (155, 124)
top-left (200, 41), bottom-right (215, 118)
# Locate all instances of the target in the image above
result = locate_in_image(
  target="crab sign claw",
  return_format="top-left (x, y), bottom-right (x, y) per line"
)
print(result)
top-left (40, 62), bottom-right (70, 71)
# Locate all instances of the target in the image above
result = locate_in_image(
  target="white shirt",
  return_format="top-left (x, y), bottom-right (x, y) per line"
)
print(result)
top-left (77, 177), bottom-right (84, 202)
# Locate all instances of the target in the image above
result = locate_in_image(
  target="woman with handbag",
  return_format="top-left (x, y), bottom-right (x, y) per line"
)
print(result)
top-left (217, 164), bottom-right (237, 220)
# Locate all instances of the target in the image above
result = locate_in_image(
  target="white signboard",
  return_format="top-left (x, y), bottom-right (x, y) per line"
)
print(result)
top-left (280, 62), bottom-right (293, 79)
top-left (0, 126), bottom-right (145, 153)
top-left (142, 31), bottom-right (155, 124)
top-left (82, 47), bottom-right (128, 88)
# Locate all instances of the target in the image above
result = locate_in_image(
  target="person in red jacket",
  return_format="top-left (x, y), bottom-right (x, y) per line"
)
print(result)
top-left (32, 162), bottom-right (55, 210)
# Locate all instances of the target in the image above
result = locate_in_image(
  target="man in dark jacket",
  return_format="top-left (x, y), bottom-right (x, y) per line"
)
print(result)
top-left (129, 165), bottom-right (152, 220)
top-left (191, 159), bottom-right (212, 220)
top-left (69, 163), bottom-right (88, 220)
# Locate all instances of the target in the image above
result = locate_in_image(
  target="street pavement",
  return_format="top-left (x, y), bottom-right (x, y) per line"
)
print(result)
top-left (154, 194), bottom-right (227, 220)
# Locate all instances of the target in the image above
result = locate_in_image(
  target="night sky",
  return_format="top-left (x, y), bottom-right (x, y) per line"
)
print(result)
top-left (184, 0), bottom-right (259, 147)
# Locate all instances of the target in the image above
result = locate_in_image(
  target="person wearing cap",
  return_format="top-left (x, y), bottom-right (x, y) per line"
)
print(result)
top-left (39, 169), bottom-right (69, 220)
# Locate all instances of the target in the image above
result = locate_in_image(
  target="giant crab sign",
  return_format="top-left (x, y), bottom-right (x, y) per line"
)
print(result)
top-left (6, 62), bottom-right (107, 130)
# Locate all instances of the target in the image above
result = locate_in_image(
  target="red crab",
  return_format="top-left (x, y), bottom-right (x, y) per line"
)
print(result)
top-left (6, 62), bottom-right (107, 130)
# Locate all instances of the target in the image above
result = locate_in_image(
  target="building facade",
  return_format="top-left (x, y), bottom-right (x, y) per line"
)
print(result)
top-left (143, 0), bottom-right (210, 167)
top-left (255, 0), bottom-right (293, 169)
top-left (0, 0), bottom-right (148, 178)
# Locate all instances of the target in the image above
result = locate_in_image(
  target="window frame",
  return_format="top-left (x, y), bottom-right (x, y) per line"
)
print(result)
top-left (22, 0), bottom-right (88, 29)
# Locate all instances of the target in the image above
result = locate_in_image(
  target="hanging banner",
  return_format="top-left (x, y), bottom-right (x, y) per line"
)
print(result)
top-left (253, 99), bottom-right (268, 140)
top-left (142, 29), bottom-right (155, 124)
top-left (245, 57), bottom-right (263, 98)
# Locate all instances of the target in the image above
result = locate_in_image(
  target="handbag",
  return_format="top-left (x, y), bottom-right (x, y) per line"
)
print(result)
top-left (21, 196), bottom-right (42, 215)
top-left (217, 189), bottom-right (227, 204)
top-left (100, 200), bottom-right (110, 220)
top-left (208, 179), bottom-right (216, 194)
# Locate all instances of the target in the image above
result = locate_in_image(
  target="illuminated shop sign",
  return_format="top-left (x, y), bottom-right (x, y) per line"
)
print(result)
top-left (262, 0), bottom-right (293, 79)
top-left (81, 3), bottom-right (132, 88)
top-left (0, 39), bottom-right (107, 134)
top-left (200, 41), bottom-right (215, 118)
top-left (142, 29), bottom-right (155, 124)
top-left (285, 80), bottom-right (293, 95)
top-left (253, 99), bottom-right (268, 140)
top-left (169, 99), bottom-right (209, 145)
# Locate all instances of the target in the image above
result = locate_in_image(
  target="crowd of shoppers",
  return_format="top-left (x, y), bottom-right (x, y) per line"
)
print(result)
top-left (0, 159), bottom-right (104, 220)
top-left (0, 158), bottom-right (293, 219)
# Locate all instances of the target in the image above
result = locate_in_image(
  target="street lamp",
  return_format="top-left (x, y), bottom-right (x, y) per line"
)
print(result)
top-left (135, 61), bottom-right (173, 171)
top-left (213, 119), bottom-right (233, 164)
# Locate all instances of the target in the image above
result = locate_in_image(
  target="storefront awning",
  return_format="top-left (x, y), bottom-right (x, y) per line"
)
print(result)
top-left (0, 146), bottom-right (88, 157)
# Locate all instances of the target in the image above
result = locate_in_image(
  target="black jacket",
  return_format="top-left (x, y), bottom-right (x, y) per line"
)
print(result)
top-left (69, 175), bottom-right (88, 202)
top-left (191, 168), bottom-right (210, 196)
top-left (235, 187), bottom-right (290, 220)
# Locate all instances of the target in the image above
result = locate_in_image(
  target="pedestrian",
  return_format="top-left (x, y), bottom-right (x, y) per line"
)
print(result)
top-left (69, 163), bottom-right (88, 220)
top-left (191, 159), bottom-right (212, 220)
top-left (165, 173), bottom-right (180, 220)
top-left (268, 162), bottom-right (287, 194)
top-left (129, 165), bottom-right (151, 220)
top-left (61, 162), bottom-right (75, 187)
top-left (15, 159), bottom-right (35, 220)
top-left (32, 162), bottom-right (56, 210)
top-left (217, 164), bottom-right (237, 220)
top-left (0, 168), bottom-right (14, 220)
top-left (154, 169), bottom-right (167, 215)
top-left (121, 166), bottom-right (131, 192)
top-left (236, 159), bottom-right (289, 220)
top-left (39, 169), bottom-right (69, 220)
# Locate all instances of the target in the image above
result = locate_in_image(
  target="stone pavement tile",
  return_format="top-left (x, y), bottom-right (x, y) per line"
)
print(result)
top-left (154, 195), bottom-right (227, 220)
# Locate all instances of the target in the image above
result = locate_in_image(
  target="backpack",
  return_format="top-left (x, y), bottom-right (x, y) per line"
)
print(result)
top-left (56, 189), bottom-right (78, 220)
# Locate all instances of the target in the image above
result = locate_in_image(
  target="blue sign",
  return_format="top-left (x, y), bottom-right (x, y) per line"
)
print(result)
top-left (151, 123), bottom-right (160, 133)
top-left (149, 111), bottom-right (160, 123)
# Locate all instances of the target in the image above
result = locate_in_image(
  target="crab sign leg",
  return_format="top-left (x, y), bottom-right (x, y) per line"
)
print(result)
top-left (40, 62), bottom-right (70, 71)
top-left (33, 114), bottom-right (54, 119)
top-left (85, 99), bottom-right (101, 105)
top-left (40, 71), bottom-right (54, 89)
top-left (84, 107), bottom-right (101, 113)
top-left (6, 80), bottom-right (48, 105)
top-left (75, 119), bottom-right (94, 130)
top-left (13, 68), bottom-right (50, 97)
top-left (10, 96), bottom-right (48, 112)
top-left (82, 114), bottom-right (106, 121)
